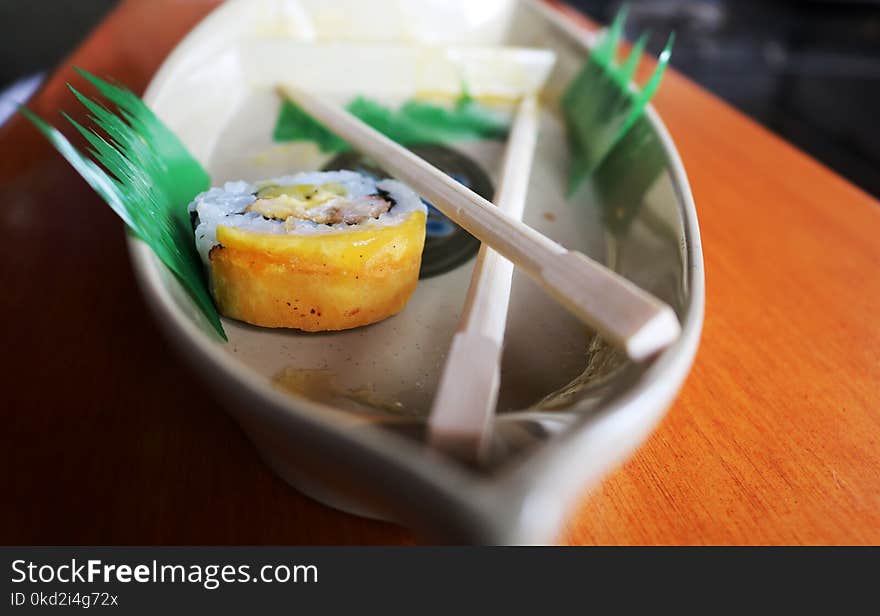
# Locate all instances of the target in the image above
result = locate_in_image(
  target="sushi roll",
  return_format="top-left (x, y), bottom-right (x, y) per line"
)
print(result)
top-left (189, 170), bottom-right (427, 331)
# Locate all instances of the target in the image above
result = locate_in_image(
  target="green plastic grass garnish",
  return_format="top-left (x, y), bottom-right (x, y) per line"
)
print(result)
top-left (563, 7), bottom-right (674, 195)
top-left (273, 90), bottom-right (508, 153)
top-left (593, 113), bottom-right (666, 235)
top-left (21, 68), bottom-right (225, 340)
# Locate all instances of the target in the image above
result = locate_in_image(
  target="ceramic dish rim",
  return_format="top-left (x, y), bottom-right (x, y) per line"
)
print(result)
top-left (125, 0), bottom-right (705, 543)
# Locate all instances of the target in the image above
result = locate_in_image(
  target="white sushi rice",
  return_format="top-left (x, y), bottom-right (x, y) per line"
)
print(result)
top-left (188, 170), bottom-right (426, 264)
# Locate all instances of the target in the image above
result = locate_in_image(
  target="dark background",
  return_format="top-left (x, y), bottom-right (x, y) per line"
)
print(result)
top-left (1, 0), bottom-right (878, 198)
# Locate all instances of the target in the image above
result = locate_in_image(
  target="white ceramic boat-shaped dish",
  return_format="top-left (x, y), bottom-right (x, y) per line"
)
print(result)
top-left (128, 0), bottom-right (704, 543)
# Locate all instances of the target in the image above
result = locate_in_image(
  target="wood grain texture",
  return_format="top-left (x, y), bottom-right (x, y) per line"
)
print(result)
top-left (552, 1), bottom-right (880, 546)
top-left (1, 0), bottom-right (877, 545)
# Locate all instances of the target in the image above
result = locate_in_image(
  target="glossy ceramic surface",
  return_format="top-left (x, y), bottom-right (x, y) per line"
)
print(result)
top-left (128, 0), bottom-right (704, 543)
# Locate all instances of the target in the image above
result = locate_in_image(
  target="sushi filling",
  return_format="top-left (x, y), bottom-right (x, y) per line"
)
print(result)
top-left (188, 170), bottom-right (425, 266)
top-left (246, 182), bottom-right (394, 226)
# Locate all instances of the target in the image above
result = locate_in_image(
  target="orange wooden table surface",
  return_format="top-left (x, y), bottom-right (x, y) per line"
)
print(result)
top-left (1, 0), bottom-right (878, 545)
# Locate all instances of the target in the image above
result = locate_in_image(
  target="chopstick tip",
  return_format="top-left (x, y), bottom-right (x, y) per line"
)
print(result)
top-left (626, 305), bottom-right (681, 361)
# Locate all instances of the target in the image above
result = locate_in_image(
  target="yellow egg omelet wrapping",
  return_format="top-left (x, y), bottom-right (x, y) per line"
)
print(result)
top-left (208, 211), bottom-right (426, 331)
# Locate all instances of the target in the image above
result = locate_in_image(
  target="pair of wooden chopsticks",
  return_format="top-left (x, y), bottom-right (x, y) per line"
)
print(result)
top-left (281, 86), bottom-right (680, 463)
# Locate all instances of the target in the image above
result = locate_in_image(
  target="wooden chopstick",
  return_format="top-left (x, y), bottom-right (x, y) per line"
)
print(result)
top-left (427, 95), bottom-right (540, 463)
top-left (279, 85), bottom-right (681, 360)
